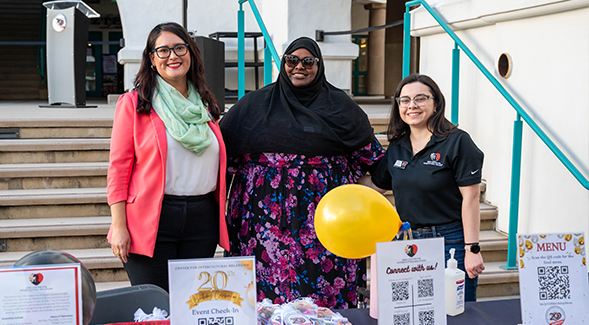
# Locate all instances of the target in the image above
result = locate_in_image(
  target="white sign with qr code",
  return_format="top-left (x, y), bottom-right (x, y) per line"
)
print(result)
top-left (518, 232), bottom-right (589, 325)
top-left (168, 256), bottom-right (256, 325)
top-left (376, 237), bottom-right (446, 325)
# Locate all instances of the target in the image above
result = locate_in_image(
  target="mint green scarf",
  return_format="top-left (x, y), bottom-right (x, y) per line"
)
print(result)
top-left (152, 75), bottom-right (213, 155)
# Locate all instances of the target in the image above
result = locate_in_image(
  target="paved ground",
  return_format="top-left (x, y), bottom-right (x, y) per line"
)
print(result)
top-left (0, 100), bottom-right (116, 122)
top-left (0, 98), bottom-right (390, 121)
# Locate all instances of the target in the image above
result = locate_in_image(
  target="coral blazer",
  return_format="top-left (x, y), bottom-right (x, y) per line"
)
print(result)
top-left (106, 91), bottom-right (230, 257)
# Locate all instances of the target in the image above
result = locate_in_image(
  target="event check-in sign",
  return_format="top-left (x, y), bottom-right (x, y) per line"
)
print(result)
top-left (168, 256), bottom-right (256, 325)
top-left (518, 232), bottom-right (589, 325)
top-left (0, 264), bottom-right (83, 325)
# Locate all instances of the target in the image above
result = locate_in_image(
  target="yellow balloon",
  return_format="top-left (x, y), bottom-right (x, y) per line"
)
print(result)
top-left (315, 184), bottom-right (402, 259)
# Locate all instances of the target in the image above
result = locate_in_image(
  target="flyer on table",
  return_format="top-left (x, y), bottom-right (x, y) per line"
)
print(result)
top-left (0, 264), bottom-right (83, 325)
top-left (518, 232), bottom-right (589, 325)
top-left (376, 237), bottom-right (446, 325)
top-left (168, 256), bottom-right (256, 325)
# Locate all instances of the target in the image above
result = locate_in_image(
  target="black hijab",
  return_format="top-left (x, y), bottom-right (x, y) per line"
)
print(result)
top-left (220, 37), bottom-right (374, 158)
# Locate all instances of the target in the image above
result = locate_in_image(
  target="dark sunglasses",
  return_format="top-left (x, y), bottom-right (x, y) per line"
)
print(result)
top-left (284, 54), bottom-right (319, 69)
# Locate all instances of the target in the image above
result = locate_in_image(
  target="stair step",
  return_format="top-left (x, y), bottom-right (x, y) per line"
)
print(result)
top-left (0, 216), bottom-right (111, 252)
top-left (376, 134), bottom-right (388, 149)
top-left (0, 118), bottom-right (113, 129)
top-left (480, 202), bottom-right (499, 231)
top-left (368, 114), bottom-right (389, 134)
top-left (0, 248), bottom-right (128, 282)
top-left (0, 138), bottom-right (110, 151)
top-left (0, 162), bottom-right (109, 178)
top-left (18, 127), bottom-right (112, 139)
top-left (96, 281), bottom-right (132, 292)
top-left (0, 162), bottom-right (108, 190)
top-left (0, 139), bottom-right (110, 163)
top-left (477, 261), bottom-right (520, 298)
top-left (0, 247), bottom-right (227, 283)
top-left (0, 216), bottom-right (111, 238)
top-left (0, 187), bottom-right (106, 206)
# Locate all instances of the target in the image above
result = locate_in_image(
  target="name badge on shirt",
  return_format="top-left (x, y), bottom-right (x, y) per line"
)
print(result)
top-left (393, 160), bottom-right (408, 169)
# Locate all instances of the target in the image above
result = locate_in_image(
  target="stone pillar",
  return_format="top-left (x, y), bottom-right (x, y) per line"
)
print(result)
top-left (116, 0), bottom-right (357, 94)
top-left (262, 0), bottom-right (358, 93)
top-left (116, 0), bottom-right (182, 92)
top-left (384, 0), bottom-right (406, 97)
top-left (364, 3), bottom-right (386, 96)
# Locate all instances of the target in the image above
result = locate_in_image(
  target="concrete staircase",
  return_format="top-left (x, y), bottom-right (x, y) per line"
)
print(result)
top-left (0, 114), bottom-right (127, 290)
top-left (0, 103), bottom-right (518, 298)
top-left (369, 114), bottom-right (519, 299)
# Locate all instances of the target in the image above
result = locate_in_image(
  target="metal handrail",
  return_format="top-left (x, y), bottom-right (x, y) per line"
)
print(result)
top-left (237, 0), bottom-right (281, 99)
top-left (403, 0), bottom-right (589, 269)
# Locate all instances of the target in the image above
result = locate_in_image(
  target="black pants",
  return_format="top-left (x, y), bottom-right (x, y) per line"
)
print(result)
top-left (123, 193), bottom-right (219, 292)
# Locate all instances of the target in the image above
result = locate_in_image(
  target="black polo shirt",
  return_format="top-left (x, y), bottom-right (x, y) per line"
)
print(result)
top-left (371, 129), bottom-right (483, 229)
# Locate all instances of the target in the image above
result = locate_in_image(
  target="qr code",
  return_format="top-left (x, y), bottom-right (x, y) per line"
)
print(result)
top-left (418, 310), bottom-right (434, 325)
top-left (391, 281), bottom-right (409, 301)
top-left (417, 278), bottom-right (434, 298)
top-left (198, 317), bottom-right (234, 325)
top-left (393, 313), bottom-right (410, 325)
top-left (538, 266), bottom-right (570, 300)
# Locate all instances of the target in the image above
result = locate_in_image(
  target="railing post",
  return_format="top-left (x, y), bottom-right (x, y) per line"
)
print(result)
top-left (238, 1), bottom-right (245, 99)
top-left (402, 5), bottom-right (412, 78)
top-left (451, 42), bottom-right (460, 125)
top-left (503, 113), bottom-right (523, 270)
top-left (264, 41), bottom-right (272, 85)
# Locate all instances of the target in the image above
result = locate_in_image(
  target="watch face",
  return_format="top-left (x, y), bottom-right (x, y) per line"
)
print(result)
top-left (471, 244), bottom-right (481, 254)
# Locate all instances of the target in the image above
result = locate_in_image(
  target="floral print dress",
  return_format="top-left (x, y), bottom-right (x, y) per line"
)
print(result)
top-left (226, 141), bottom-right (385, 309)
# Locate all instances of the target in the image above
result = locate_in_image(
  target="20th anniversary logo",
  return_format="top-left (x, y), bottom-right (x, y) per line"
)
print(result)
top-left (186, 270), bottom-right (244, 308)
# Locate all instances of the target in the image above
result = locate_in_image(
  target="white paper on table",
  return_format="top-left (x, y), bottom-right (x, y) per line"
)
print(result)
top-left (376, 237), bottom-right (446, 325)
top-left (0, 264), bottom-right (83, 325)
top-left (168, 256), bottom-right (256, 325)
top-left (518, 232), bottom-right (589, 325)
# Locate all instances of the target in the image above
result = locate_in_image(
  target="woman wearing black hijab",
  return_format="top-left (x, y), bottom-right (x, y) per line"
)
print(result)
top-left (220, 37), bottom-right (384, 309)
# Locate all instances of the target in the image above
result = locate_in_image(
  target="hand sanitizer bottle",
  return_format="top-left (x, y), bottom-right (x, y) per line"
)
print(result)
top-left (445, 248), bottom-right (465, 316)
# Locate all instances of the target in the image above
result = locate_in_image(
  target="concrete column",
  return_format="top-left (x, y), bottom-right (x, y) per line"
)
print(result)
top-left (263, 0), bottom-right (358, 93)
top-left (364, 3), bottom-right (386, 96)
top-left (116, 0), bottom-right (357, 94)
top-left (384, 0), bottom-right (406, 97)
top-left (116, 0), bottom-right (182, 92)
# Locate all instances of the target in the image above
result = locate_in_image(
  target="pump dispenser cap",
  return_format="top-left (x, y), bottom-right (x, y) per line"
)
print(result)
top-left (448, 248), bottom-right (458, 269)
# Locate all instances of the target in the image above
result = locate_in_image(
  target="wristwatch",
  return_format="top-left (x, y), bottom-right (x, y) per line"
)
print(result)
top-left (465, 243), bottom-right (481, 254)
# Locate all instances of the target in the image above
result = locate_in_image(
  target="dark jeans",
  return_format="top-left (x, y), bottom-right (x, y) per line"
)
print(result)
top-left (411, 221), bottom-right (478, 301)
top-left (123, 193), bottom-right (219, 292)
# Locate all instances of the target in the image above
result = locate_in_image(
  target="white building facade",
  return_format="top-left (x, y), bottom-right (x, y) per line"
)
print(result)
top-left (116, 0), bottom-right (359, 94)
top-left (411, 0), bottom-right (589, 238)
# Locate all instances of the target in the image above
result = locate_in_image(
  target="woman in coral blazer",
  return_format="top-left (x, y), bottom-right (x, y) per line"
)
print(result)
top-left (107, 22), bottom-right (229, 292)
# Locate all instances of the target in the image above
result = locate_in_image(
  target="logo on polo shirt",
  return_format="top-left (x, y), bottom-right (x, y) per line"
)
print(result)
top-left (393, 160), bottom-right (408, 169)
top-left (423, 152), bottom-right (443, 167)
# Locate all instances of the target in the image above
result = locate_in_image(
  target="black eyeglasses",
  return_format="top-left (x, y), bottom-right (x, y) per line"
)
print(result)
top-left (284, 54), bottom-right (319, 69)
top-left (151, 43), bottom-right (189, 59)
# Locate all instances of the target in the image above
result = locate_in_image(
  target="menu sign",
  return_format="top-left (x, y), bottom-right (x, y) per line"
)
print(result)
top-left (169, 256), bottom-right (256, 325)
top-left (518, 232), bottom-right (589, 325)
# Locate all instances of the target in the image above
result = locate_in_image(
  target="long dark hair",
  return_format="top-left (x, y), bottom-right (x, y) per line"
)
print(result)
top-left (387, 73), bottom-right (456, 142)
top-left (134, 22), bottom-right (219, 120)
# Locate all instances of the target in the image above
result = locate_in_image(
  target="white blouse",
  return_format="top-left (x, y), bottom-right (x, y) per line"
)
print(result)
top-left (164, 128), bottom-right (219, 196)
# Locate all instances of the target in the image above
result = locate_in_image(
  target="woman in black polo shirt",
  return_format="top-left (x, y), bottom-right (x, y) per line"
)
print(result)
top-left (362, 73), bottom-right (485, 301)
